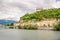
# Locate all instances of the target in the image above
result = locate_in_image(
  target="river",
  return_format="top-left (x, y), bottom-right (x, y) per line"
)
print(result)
top-left (0, 29), bottom-right (60, 40)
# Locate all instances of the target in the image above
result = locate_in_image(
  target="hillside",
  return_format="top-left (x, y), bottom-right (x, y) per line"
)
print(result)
top-left (20, 8), bottom-right (60, 22)
top-left (0, 20), bottom-right (17, 25)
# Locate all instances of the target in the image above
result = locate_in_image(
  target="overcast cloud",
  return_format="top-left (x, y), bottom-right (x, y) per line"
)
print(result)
top-left (0, 0), bottom-right (60, 21)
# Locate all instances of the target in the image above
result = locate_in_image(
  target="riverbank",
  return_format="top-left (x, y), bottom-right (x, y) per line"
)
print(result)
top-left (0, 25), bottom-right (53, 30)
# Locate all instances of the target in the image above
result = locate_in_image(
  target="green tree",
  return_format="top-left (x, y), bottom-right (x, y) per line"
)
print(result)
top-left (20, 8), bottom-right (60, 22)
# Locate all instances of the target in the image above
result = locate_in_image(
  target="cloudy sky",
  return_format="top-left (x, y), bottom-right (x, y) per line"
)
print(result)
top-left (0, 0), bottom-right (60, 21)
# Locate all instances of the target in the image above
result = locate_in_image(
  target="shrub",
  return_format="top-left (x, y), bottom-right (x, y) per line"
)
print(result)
top-left (9, 27), bottom-right (14, 29)
top-left (48, 24), bottom-right (51, 27)
top-left (18, 24), bottom-right (38, 30)
top-left (18, 25), bottom-right (22, 29)
top-left (54, 21), bottom-right (60, 31)
top-left (24, 24), bottom-right (38, 30)
top-left (6, 23), bottom-right (14, 26)
top-left (23, 25), bottom-right (29, 29)
top-left (10, 23), bottom-right (14, 26)
top-left (43, 24), bottom-right (46, 27)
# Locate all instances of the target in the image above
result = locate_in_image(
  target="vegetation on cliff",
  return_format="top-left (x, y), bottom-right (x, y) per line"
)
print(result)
top-left (20, 8), bottom-right (60, 30)
top-left (18, 24), bottom-right (38, 30)
top-left (54, 21), bottom-right (60, 31)
top-left (20, 8), bottom-right (60, 21)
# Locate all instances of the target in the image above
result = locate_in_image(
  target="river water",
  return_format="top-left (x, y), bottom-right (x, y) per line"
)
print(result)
top-left (0, 29), bottom-right (60, 40)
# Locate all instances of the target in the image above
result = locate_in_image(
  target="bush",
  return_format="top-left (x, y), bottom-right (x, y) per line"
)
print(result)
top-left (9, 27), bottom-right (14, 29)
top-left (10, 23), bottom-right (14, 26)
top-left (29, 24), bottom-right (38, 30)
top-left (48, 24), bottom-right (51, 27)
top-left (18, 25), bottom-right (22, 29)
top-left (43, 24), bottom-right (46, 27)
top-left (6, 23), bottom-right (14, 26)
top-left (54, 21), bottom-right (60, 31)
top-left (18, 24), bottom-right (38, 30)
top-left (23, 25), bottom-right (28, 29)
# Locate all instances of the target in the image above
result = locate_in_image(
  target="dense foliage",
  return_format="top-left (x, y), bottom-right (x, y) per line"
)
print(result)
top-left (6, 23), bottom-right (14, 29)
top-left (6, 23), bottom-right (14, 26)
top-left (20, 8), bottom-right (60, 21)
top-left (18, 24), bottom-right (38, 30)
top-left (54, 21), bottom-right (60, 31)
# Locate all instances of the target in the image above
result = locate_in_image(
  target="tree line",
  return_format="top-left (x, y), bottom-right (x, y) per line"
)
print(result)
top-left (20, 8), bottom-right (60, 21)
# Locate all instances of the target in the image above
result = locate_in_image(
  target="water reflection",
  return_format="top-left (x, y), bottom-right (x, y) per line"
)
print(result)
top-left (0, 29), bottom-right (60, 40)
